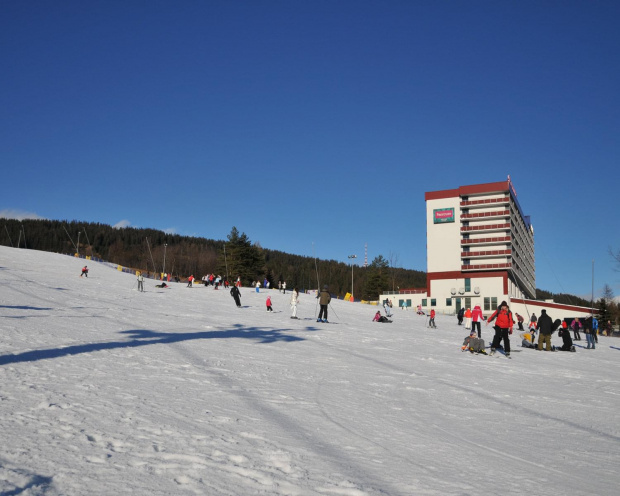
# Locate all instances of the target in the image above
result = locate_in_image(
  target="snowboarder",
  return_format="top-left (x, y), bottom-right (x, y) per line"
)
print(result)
top-left (266, 295), bottom-right (273, 312)
top-left (230, 285), bottom-right (242, 307)
top-left (558, 324), bottom-right (575, 351)
top-left (80, 265), bottom-right (88, 277)
top-left (536, 309), bottom-right (554, 351)
top-left (317, 285), bottom-right (331, 322)
top-left (290, 287), bottom-right (299, 319)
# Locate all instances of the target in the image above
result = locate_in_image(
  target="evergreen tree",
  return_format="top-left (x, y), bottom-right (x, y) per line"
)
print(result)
top-left (218, 227), bottom-right (266, 286)
top-left (362, 255), bottom-right (390, 300)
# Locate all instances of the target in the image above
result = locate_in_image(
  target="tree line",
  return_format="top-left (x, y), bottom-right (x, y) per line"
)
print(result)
top-left (2, 217), bottom-right (617, 322)
top-left (1, 219), bottom-right (426, 299)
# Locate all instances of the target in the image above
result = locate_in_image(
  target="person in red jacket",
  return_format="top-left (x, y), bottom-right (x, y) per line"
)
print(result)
top-left (428, 309), bottom-right (437, 328)
top-left (486, 300), bottom-right (514, 357)
top-left (471, 305), bottom-right (483, 337)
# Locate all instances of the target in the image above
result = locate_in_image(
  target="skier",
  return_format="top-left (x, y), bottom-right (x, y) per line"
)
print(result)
top-left (290, 287), bottom-right (299, 319)
top-left (515, 313), bottom-right (525, 331)
top-left (317, 285), bottom-right (331, 323)
top-left (137, 272), bottom-right (144, 292)
top-left (80, 265), bottom-right (88, 277)
top-left (428, 309), bottom-right (437, 328)
top-left (255, 281), bottom-right (260, 293)
top-left (486, 301), bottom-right (514, 357)
top-left (384, 300), bottom-right (392, 317)
top-left (282, 281), bottom-right (286, 295)
top-left (230, 285), bottom-right (242, 307)
top-left (187, 275), bottom-right (194, 288)
top-left (266, 295), bottom-right (273, 312)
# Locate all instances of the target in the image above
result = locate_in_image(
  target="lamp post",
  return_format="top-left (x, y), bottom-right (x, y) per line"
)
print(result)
top-left (348, 254), bottom-right (357, 301)
top-left (77, 231), bottom-right (81, 256)
top-left (163, 243), bottom-right (167, 280)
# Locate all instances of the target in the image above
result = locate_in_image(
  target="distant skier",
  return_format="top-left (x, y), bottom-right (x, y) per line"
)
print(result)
top-left (80, 265), bottom-right (88, 277)
top-left (137, 272), bottom-right (144, 292)
top-left (472, 305), bottom-right (483, 338)
top-left (571, 318), bottom-right (582, 341)
top-left (230, 285), bottom-right (242, 307)
top-left (428, 309), bottom-right (437, 328)
top-left (290, 287), bottom-right (299, 319)
top-left (317, 285), bottom-right (331, 323)
top-left (457, 307), bottom-right (465, 325)
top-left (266, 295), bottom-right (273, 312)
top-left (187, 275), bottom-right (194, 288)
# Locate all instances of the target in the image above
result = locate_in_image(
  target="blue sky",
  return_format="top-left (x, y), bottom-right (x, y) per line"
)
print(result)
top-left (1, 1), bottom-right (619, 299)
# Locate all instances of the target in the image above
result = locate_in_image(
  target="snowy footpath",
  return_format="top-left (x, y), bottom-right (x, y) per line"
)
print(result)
top-left (1, 245), bottom-right (619, 495)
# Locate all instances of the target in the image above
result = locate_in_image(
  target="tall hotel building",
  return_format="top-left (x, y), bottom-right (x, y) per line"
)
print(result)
top-left (424, 178), bottom-right (535, 313)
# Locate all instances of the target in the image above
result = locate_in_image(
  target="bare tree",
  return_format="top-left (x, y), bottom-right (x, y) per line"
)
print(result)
top-left (610, 246), bottom-right (620, 271)
top-left (388, 251), bottom-right (400, 292)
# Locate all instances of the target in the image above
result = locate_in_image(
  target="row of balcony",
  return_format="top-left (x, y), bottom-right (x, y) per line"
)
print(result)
top-left (462, 262), bottom-right (512, 271)
top-left (460, 196), bottom-right (510, 209)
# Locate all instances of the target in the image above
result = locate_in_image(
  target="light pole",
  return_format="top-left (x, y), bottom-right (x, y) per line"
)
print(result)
top-left (163, 243), bottom-right (167, 279)
top-left (77, 231), bottom-right (81, 256)
top-left (348, 254), bottom-right (357, 301)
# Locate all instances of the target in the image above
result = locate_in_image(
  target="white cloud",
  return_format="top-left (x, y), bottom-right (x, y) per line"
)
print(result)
top-left (164, 228), bottom-right (177, 235)
top-left (0, 209), bottom-right (45, 221)
top-left (113, 220), bottom-right (132, 229)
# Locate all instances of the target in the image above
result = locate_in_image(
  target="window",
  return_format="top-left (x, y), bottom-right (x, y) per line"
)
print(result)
top-left (465, 278), bottom-right (471, 292)
top-left (407, 299), bottom-right (412, 308)
top-left (465, 297), bottom-right (471, 309)
top-left (492, 297), bottom-right (498, 310)
top-left (422, 299), bottom-right (427, 307)
top-left (399, 299), bottom-right (404, 308)
top-left (446, 298), bottom-right (452, 307)
top-left (484, 297), bottom-right (490, 311)
top-left (431, 299), bottom-right (436, 307)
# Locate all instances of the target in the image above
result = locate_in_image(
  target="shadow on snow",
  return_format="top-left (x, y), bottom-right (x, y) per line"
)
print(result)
top-left (0, 324), bottom-right (310, 366)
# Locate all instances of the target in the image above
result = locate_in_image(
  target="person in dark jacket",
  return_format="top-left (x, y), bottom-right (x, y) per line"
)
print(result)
top-left (584, 316), bottom-right (595, 349)
top-left (230, 285), bottom-right (242, 307)
top-left (558, 325), bottom-right (575, 351)
top-left (571, 318), bottom-right (582, 341)
top-left (536, 309), bottom-right (554, 351)
top-left (457, 307), bottom-right (465, 325)
top-left (317, 285), bottom-right (331, 323)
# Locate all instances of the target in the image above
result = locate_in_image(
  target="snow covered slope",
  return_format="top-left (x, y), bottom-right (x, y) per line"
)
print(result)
top-left (1, 246), bottom-right (618, 495)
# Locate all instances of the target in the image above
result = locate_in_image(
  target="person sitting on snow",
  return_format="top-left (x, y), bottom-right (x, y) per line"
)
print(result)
top-left (462, 331), bottom-right (487, 354)
top-left (558, 325), bottom-right (575, 351)
top-left (520, 330), bottom-right (537, 349)
top-left (373, 311), bottom-right (392, 323)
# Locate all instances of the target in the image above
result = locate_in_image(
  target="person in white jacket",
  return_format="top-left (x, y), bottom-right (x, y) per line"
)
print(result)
top-left (290, 287), bottom-right (299, 319)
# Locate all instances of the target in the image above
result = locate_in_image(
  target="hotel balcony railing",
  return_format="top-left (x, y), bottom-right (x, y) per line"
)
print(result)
top-left (461, 236), bottom-right (511, 245)
top-left (461, 262), bottom-right (512, 271)
top-left (461, 209), bottom-right (510, 221)
top-left (461, 249), bottom-right (511, 258)
top-left (460, 196), bottom-right (510, 208)
top-left (461, 223), bottom-right (510, 233)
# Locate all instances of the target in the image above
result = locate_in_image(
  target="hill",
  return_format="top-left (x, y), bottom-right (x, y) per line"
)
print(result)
top-left (1, 245), bottom-right (618, 495)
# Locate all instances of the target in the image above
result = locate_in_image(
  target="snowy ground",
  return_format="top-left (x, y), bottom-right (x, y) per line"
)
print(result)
top-left (1, 245), bottom-right (619, 496)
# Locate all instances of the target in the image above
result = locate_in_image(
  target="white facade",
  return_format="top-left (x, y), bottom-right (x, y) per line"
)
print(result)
top-left (381, 179), bottom-right (539, 316)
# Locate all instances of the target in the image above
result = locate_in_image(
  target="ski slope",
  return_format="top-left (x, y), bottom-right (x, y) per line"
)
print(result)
top-left (1, 246), bottom-right (618, 495)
